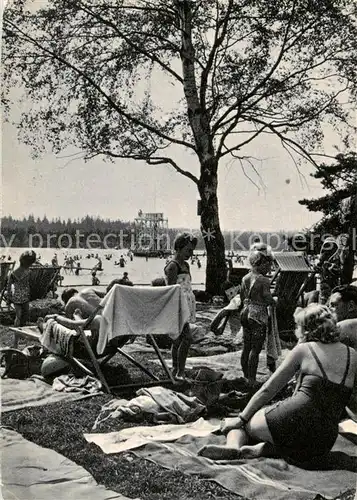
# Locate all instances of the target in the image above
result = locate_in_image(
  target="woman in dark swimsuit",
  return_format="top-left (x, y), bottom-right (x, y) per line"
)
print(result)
top-left (198, 303), bottom-right (357, 464)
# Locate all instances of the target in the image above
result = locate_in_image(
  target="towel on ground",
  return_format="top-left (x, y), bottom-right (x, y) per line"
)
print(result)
top-left (137, 386), bottom-right (205, 423)
top-left (130, 422), bottom-right (357, 500)
top-left (97, 284), bottom-right (190, 355)
top-left (40, 318), bottom-right (76, 357)
top-left (92, 386), bottom-right (205, 429)
top-left (52, 374), bottom-right (102, 394)
top-left (266, 306), bottom-right (282, 362)
top-left (1, 375), bottom-right (100, 413)
top-left (85, 417), bottom-right (220, 454)
top-left (1, 428), bottom-right (133, 500)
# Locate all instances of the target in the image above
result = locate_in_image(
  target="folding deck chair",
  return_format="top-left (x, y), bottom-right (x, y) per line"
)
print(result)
top-left (28, 265), bottom-right (61, 300)
top-left (8, 284), bottom-right (186, 394)
top-left (0, 261), bottom-right (15, 312)
top-left (0, 263), bottom-right (61, 312)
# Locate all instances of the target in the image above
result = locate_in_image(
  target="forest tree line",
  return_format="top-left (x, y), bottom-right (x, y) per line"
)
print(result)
top-left (0, 215), bottom-right (296, 252)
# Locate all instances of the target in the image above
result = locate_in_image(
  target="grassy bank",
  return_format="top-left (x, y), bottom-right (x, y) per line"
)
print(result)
top-left (0, 324), bottom-right (354, 500)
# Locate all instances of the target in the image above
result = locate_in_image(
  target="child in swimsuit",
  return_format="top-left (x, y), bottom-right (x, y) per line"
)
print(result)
top-left (198, 303), bottom-right (357, 464)
top-left (164, 232), bottom-right (198, 379)
top-left (7, 250), bottom-right (36, 327)
top-left (240, 246), bottom-right (276, 384)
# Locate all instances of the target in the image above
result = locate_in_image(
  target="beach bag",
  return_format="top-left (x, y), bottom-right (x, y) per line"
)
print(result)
top-left (188, 368), bottom-right (224, 407)
top-left (0, 345), bottom-right (45, 379)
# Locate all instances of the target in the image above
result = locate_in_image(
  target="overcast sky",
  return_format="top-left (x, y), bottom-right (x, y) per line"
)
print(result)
top-left (1, 117), bottom-right (329, 232)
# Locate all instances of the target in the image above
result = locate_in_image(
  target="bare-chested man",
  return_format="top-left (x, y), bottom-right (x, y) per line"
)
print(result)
top-left (329, 284), bottom-right (357, 351)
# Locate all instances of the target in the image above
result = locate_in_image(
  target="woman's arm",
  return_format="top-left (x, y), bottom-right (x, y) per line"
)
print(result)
top-left (240, 344), bottom-right (303, 421)
top-left (346, 359), bottom-right (357, 421)
top-left (164, 261), bottom-right (179, 285)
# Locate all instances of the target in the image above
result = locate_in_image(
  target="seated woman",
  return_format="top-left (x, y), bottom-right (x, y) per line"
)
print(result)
top-left (198, 303), bottom-right (357, 464)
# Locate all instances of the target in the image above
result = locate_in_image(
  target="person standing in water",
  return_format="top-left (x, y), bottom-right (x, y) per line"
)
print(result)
top-left (164, 232), bottom-right (197, 379)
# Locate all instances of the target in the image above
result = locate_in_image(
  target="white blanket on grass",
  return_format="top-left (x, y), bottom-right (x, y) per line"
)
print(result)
top-left (97, 284), bottom-right (190, 354)
top-left (84, 417), bottom-right (220, 454)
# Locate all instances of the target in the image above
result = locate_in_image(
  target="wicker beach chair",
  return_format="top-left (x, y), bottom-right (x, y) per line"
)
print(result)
top-left (271, 252), bottom-right (313, 336)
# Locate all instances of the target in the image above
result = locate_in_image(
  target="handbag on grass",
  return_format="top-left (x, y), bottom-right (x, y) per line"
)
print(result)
top-left (0, 345), bottom-right (45, 379)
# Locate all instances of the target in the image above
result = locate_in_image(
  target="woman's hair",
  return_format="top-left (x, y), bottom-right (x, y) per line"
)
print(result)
top-left (174, 232), bottom-right (198, 251)
top-left (19, 250), bottom-right (36, 267)
top-left (294, 304), bottom-right (339, 343)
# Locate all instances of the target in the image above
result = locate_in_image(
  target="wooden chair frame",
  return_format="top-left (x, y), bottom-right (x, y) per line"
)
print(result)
top-left (8, 305), bottom-right (176, 394)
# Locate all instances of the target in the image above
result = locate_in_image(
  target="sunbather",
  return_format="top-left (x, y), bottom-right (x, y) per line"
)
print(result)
top-left (198, 303), bottom-right (357, 464)
top-left (38, 287), bottom-right (119, 356)
top-left (61, 287), bottom-right (105, 318)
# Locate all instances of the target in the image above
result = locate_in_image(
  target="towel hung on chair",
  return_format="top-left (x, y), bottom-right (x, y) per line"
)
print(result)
top-left (97, 284), bottom-right (190, 355)
top-left (40, 319), bottom-right (76, 357)
top-left (266, 306), bottom-right (282, 362)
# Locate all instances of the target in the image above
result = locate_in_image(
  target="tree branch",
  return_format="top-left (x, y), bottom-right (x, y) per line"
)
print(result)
top-left (5, 18), bottom-right (196, 152)
top-left (146, 156), bottom-right (199, 184)
top-left (91, 149), bottom-right (199, 184)
top-left (218, 125), bottom-right (267, 158)
top-left (212, 1), bottom-right (308, 133)
top-left (79, 1), bottom-right (184, 84)
top-left (247, 116), bottom-right (320, 167)
top-left (199, 0), bottom-right (233, 111)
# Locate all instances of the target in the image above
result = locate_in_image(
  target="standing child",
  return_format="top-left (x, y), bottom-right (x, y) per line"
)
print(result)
top-left (91, 271), bottom-right (100, 286)
top-left (164, 232), bottom-right (197, 379)
top-left (7, 250), bottom-right (36, 326)
top-left (240, 245), bottom-right (276, 384)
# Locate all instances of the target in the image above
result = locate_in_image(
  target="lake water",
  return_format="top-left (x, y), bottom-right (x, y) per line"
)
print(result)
top-left (2, 247), bottom-right (216, 290)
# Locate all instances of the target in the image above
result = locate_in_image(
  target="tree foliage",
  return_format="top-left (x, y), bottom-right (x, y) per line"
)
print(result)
top-left (1, 214), bottom-right (292, 252)
top-left (3, 0), bottom-right (357, 163)
top-left (299, 152), bottom-right (357, 235)
top-left (3, 0), bottom-right (357, 292)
